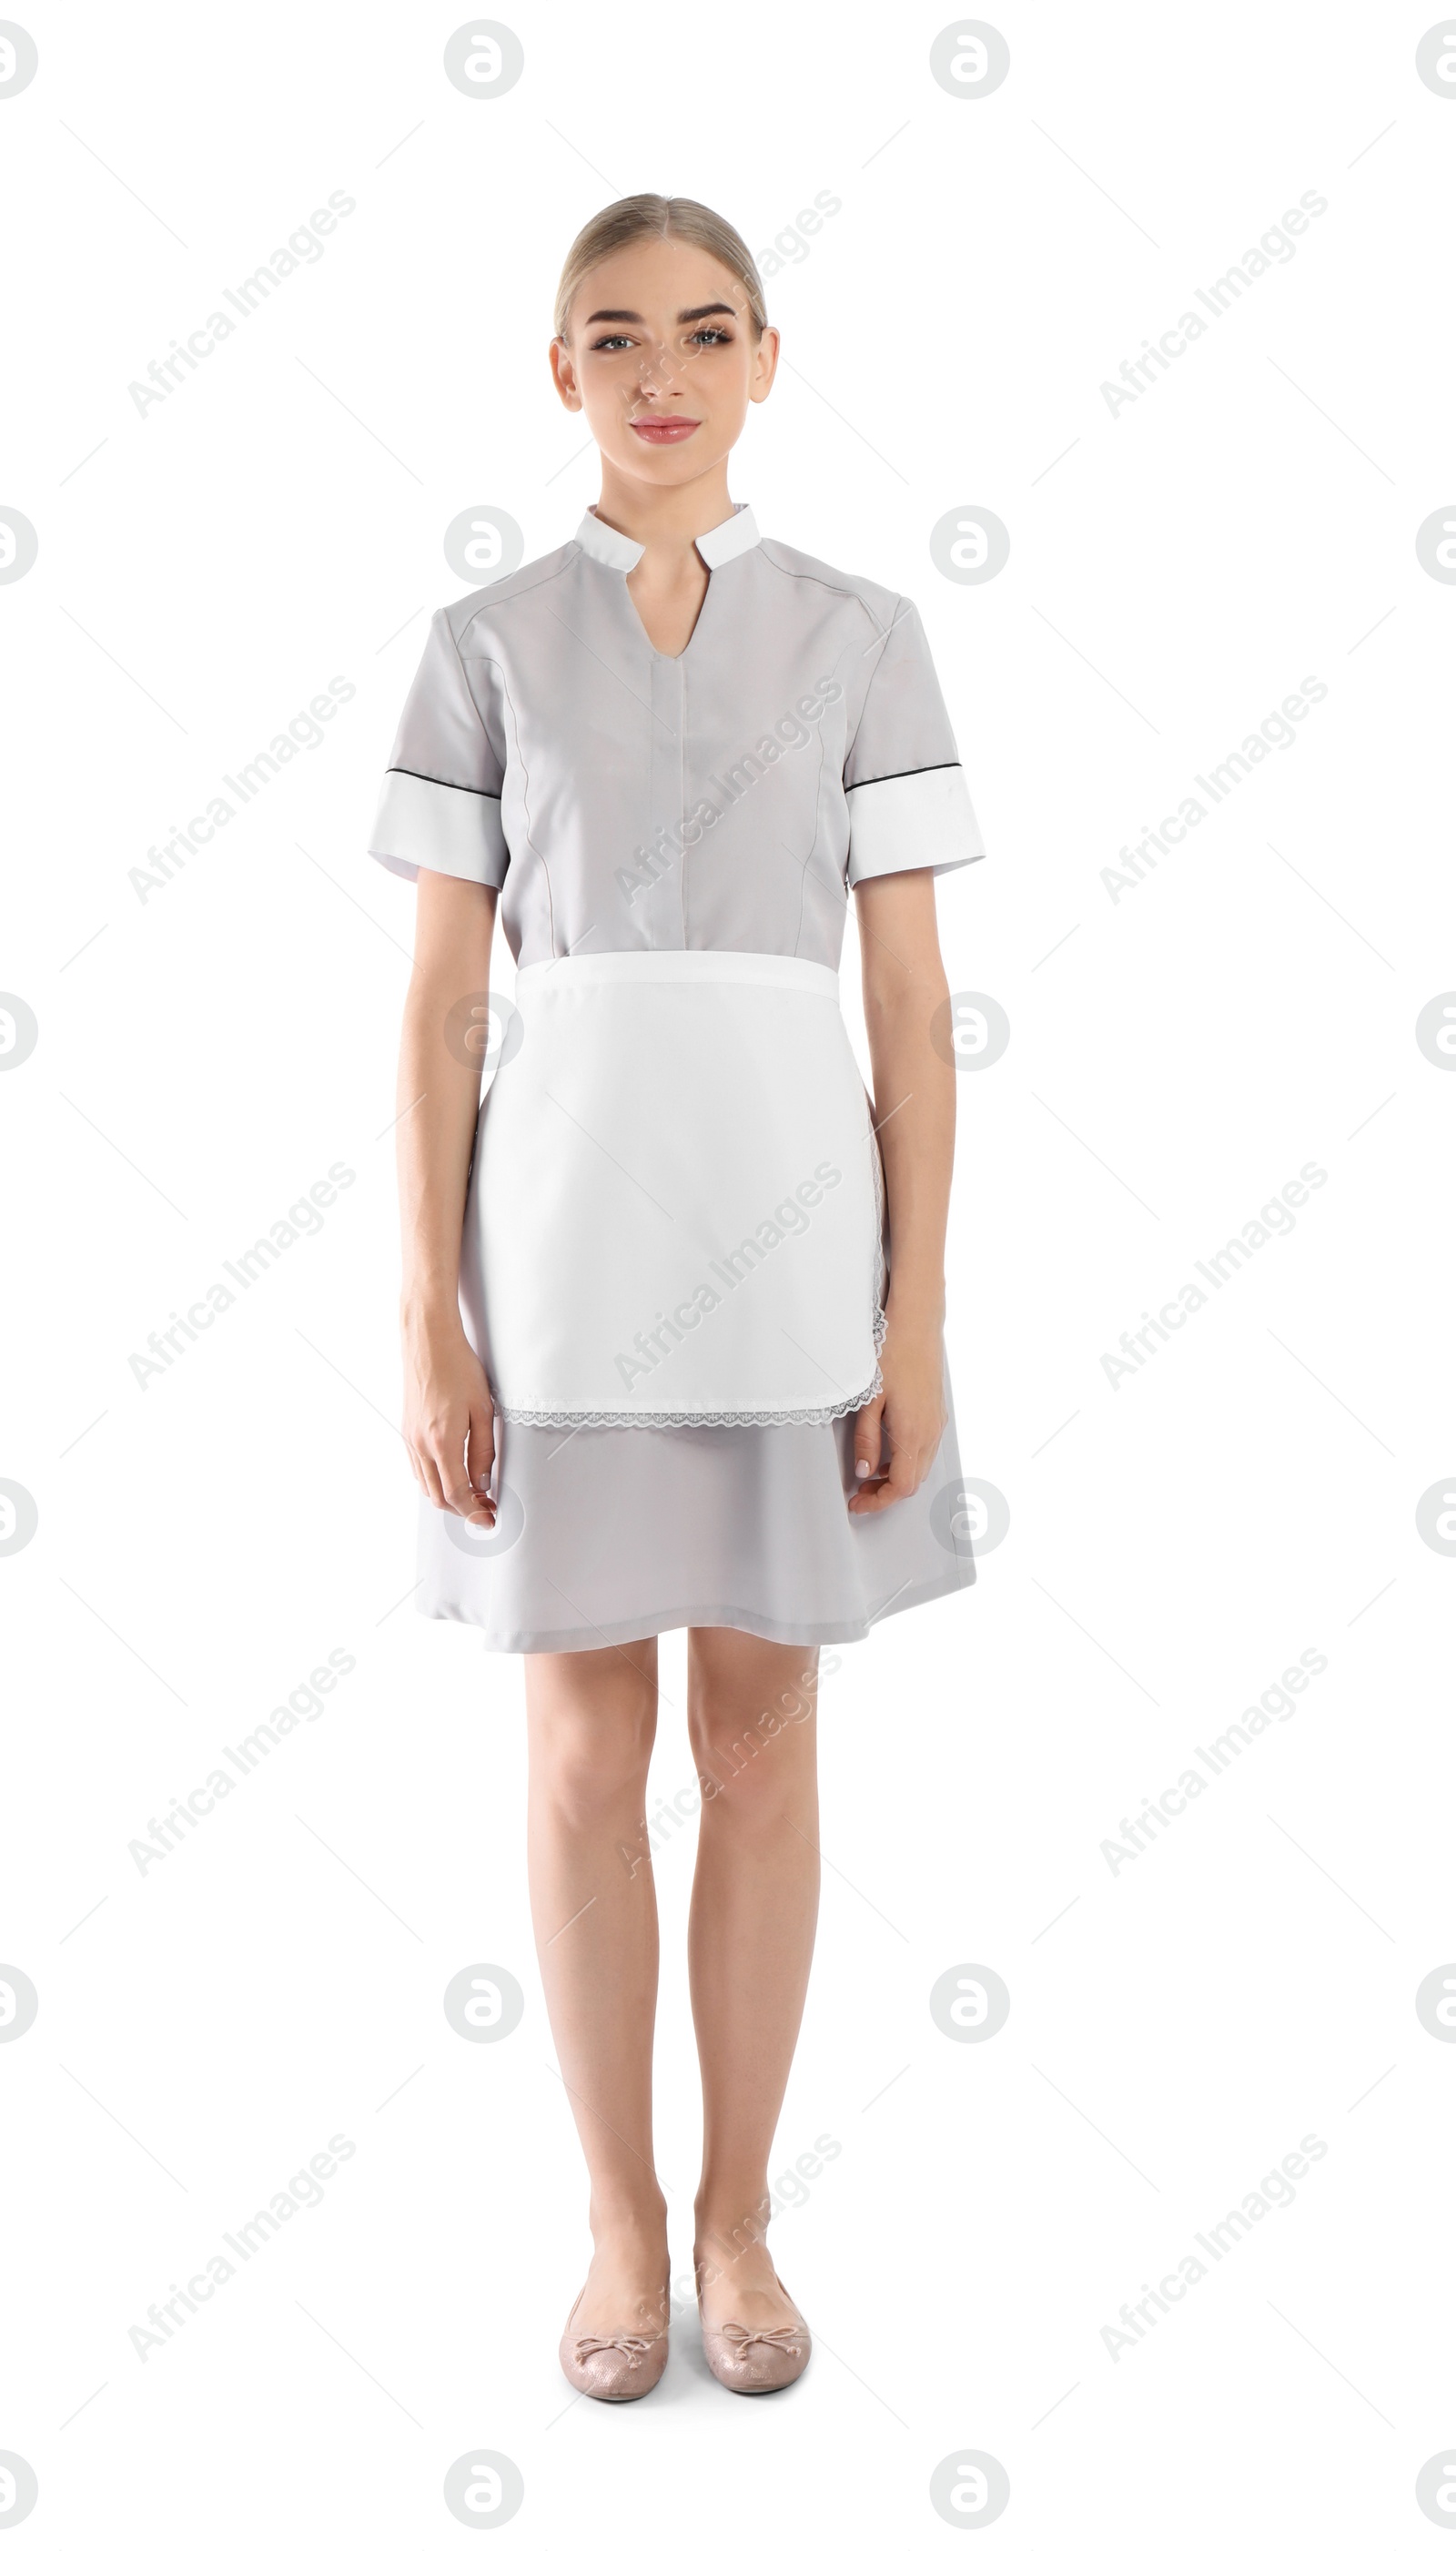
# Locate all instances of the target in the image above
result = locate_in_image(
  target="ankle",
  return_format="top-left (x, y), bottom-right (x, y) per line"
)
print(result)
top-left (693, 2192), bottom-right (773, 2274)
top-left (589, 2195), bottom-right (669, 2253)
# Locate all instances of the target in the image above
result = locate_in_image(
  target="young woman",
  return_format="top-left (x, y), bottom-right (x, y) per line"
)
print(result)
top-left (369, 197), bottom-right (984, 2401)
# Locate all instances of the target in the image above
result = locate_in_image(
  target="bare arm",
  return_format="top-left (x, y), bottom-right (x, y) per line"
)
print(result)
top-left (849, 868), bottom-right (955, 1513)
top-left (397, 868), bottom-right (499, 1524)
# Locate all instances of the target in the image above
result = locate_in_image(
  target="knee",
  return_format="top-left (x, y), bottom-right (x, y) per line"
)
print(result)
top-left (688, 1694), bottom-right (815, 1822)
top-left (530, 1687), bottom-right (656, 1822)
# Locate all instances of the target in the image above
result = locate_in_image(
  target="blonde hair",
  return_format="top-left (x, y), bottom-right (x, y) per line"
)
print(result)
top-left (553, 194), bottom-right (767, 344)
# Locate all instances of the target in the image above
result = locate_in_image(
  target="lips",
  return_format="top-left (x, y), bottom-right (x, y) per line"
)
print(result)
top-left (630, 418), bottom-right (701, 443)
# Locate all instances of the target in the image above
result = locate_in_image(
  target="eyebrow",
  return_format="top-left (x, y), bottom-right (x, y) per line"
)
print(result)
top-left (582, 303), bottom-right (738, 327)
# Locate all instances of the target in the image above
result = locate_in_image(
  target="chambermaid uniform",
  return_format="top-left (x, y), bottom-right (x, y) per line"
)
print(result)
top-left (369, 502), bottom-right (985, 1652)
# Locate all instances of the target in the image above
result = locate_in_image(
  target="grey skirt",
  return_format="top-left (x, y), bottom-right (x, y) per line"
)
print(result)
top-left (414, 1360), bottom-right (977, 1654)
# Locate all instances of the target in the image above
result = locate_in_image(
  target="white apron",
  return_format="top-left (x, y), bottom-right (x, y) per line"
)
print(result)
top-left (460, 951), bottom-right (886, 1427)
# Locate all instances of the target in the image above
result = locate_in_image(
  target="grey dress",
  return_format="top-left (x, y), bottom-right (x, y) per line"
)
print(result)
top-left (369, 502), bottom-right (986, 1652)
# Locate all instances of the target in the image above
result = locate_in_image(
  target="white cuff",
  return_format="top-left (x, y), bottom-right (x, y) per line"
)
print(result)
top-left (846, 764), bottom-right (985, 886)
top-left (368, 768), bottom-right (508, 886)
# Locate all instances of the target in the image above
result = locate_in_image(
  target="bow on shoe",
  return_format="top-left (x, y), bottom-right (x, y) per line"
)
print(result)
top-left (573, 2331), bottom-right (656, 2369)
top-left (718, 2323), bottom-right (804, 2364)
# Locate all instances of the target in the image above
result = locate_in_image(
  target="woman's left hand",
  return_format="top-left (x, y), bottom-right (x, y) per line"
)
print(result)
top-left (848, 1316), bottom-right (947, 1513)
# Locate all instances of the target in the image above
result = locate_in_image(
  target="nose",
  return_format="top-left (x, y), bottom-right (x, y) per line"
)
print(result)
top-left (636, 340), bottom-right (685, 396)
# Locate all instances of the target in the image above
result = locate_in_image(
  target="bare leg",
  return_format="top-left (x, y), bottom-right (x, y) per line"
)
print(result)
top-left (685, 1627), bottom-right (822, 2327)
top-left (524, 1641), bottom-right (670, 2339)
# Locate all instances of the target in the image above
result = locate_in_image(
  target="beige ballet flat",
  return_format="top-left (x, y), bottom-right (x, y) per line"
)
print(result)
top-left (558, 2283), bottom-right (669, 2403)
top-left (699, 2288), bottom-right (812, 2395)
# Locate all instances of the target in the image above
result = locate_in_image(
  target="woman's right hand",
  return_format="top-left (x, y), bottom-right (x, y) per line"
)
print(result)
top-left (401, 1306), bottom-right (499, 1525)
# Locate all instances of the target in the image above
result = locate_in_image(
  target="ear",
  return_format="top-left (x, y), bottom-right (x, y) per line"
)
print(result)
top-left (750, 326), bottom-right (781, 404)
top-left (548, 337), bottom-right (581, 412)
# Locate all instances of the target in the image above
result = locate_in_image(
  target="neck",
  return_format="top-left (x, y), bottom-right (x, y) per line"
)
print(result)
top-left (592, 461), bottom-right (734, 562)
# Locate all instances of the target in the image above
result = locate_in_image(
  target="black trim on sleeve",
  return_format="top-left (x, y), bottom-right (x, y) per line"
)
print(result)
top-left (386, 765), bottom-right (502, 800)
top-left (844, 760), bottom-right (961, 793)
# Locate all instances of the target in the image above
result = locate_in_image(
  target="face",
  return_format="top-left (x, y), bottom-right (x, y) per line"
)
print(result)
top-left (551, 235), bottom-right (778, 490)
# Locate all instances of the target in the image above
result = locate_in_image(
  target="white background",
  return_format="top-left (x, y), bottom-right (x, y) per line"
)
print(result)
top-left (4, 0), bottom-right (1455, 2539)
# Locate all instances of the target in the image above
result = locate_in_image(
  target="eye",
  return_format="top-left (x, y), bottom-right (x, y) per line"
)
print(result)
top-left (590, 333), bottom-right (633, 351)
top-left (688, 326), bottom-right (733, 347)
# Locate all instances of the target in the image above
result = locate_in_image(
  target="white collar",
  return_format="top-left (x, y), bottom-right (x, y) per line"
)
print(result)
top-left (574, 502), bottom-right (761, 573)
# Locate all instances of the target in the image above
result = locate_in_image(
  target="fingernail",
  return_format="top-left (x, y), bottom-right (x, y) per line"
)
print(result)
top-left (854, 1459), bottom-right (871, 1478)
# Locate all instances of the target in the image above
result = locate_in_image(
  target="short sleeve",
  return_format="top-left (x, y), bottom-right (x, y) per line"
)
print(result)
top-left (367, 608), bottom-right (509, 887)
top-left (843, 598), bottom-right (986, 886)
